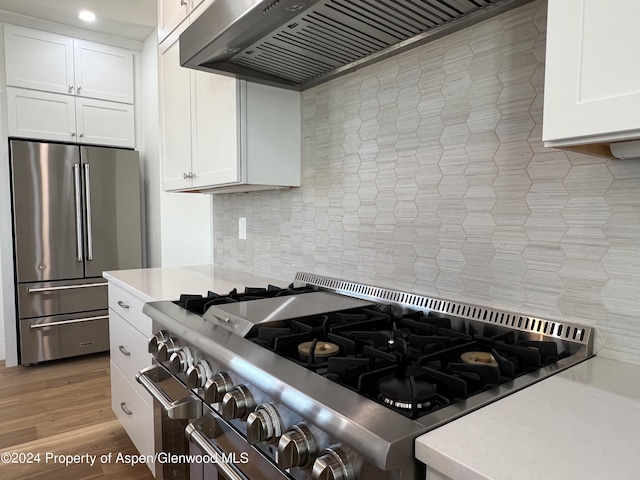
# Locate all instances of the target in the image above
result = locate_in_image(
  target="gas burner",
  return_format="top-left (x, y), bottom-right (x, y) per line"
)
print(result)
top-left (460, 351), bottom-right (499, 368)
top-left (378, 376), bottom-right (437, 411)
top-left (298, 340), bottom-right (339, 362)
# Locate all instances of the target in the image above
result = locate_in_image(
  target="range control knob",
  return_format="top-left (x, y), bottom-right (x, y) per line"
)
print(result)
top-left (277, 424), bottom-right (317, 470)
top-left (312, 447), bottom-right (355, 480)
top-left (169, 347), bottom-right (193, 374)
top-left (246, 403), bottom-right (283, 444)
top-left (186, 360), bottom-right (212, 389)
top-left (203, 371), bottom-right (233, 404)
top-left (148, 331), bottom-right (169, 354)
top-left (221, 385), bottom-right (255, 420)
top-left (156, 337), bottom-right (179, 361)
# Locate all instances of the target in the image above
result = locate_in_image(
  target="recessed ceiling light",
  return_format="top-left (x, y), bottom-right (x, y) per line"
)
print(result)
top-left (79, 10), bottom-right (96, 22)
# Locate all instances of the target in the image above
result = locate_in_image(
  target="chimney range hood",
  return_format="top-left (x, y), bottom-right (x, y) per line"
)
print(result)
top-left (180, 0), bottom-right (533, 91)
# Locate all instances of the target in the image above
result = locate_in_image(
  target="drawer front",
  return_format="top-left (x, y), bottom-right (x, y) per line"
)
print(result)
top-left (20, 311), bottom-right (109, 365)
top-left (108, 282), bottom-right (151, 336)
top-left (109, 309), bottom-right (152, 402)
top-left (111, 360), bottom-right (156, 475)
top-left (18, 278), bottom-right (107, 319)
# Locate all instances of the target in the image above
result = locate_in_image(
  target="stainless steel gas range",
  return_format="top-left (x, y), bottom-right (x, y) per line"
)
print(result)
top-left (138, 272), bottom-right (594, 480)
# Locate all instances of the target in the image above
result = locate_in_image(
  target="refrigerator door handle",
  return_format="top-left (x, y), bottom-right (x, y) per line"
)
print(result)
top-left (83, 163), bottom-right (94, 261)
top-left (73, 163), bottom-right (83, 262)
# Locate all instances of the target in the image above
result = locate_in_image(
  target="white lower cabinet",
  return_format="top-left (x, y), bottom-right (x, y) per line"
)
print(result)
top-left (111, 360), bottom-right (156, 475)
top-left (107, 281), bottom-right (156, 476)
top-left (110, 310), bottom-right (152, 402)
top-left (6, 86), bottom-right (135, 147)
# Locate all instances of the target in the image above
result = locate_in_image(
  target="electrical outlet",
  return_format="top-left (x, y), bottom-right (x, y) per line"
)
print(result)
top-left (239, 217), bottom-right (247, 240)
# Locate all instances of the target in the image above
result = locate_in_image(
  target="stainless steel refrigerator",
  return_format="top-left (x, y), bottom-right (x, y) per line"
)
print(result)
top-left (9, 139), bottom-right (142, 365)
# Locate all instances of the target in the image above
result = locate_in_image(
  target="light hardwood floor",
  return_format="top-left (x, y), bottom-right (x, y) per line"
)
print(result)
top-left (0, 353), bottom-right (154, 480)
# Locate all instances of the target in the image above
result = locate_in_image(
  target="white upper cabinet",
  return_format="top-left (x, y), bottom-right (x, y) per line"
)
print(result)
top-left (6, 87), bottom-right (135, 148)
top-left (543, 0), bottom-right (640, 148)
top-left (158, 0), bottom-right (190, 43)
top-left (158, 0), bottom-right (214, 44)
top-left (3, 24), bottom-right (136, 147)
top-left (160, 36), bottom-right (193, 190)
top-left (4, 25), bottom-right (134, 104)
top-left (73, 40), bottom-right (134, 104)
top-left (4, 25), bottom-right (74, 95)
top-left (159, 32), bottom-right (300, 193)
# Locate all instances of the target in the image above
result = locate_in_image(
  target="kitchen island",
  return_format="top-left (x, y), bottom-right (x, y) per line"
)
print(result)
top-left (416, 356), bottom-right (640, 480)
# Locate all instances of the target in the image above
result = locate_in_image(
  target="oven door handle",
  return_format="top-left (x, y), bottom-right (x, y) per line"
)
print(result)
top-left (136, 365), bottom-right (200, 419)
top-left (186, 418), bottom-right (247, 480)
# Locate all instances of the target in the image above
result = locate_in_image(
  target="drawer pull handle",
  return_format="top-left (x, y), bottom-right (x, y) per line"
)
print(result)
top-left (117, 300), bottom-right (130, 310)
top-left (119, 345), bottom-right (131, 356)
top-left (120, 402), bottom-right (133, 415)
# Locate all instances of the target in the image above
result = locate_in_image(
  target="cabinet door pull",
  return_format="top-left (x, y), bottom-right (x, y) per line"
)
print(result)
top-left (180, 0), bottom-right (188, 6)
top-left (117, 300), bottom-right (130, 310)
top-left (120, 402), bottom-right (133, 415)
top-left (119, 345), bottom-right (131, 356)
top-left (76, 85), bottom-right (82, 94)
top-left (68, 84), bottom-right (74, 93)
top-left (183, 172), bottom-right (193, 179)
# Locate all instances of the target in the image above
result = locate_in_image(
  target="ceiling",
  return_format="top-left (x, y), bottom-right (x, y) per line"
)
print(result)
top-left (0, 0), bottom-right (157, 42)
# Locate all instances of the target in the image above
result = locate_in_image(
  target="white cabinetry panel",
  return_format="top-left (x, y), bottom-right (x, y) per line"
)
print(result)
top-left (109, 310), bottom-right (152, 402)
top-left (111, 361), bottom-right (156, 475)
top-left (160, 35), bottom-right (193, 190)
top-left (6, 88), bottom-right (76, 143)
top-left (543, 0), bottom-right (640, 146)
top-left (4, 24), bottom-right (74, 95)
top-left (73, 40), bottom-right (134, 104)
top-left (192, 72), bottom-right (239, 187)
top-left (158, 0), bottom-right (189, 43)
top-left (76, 98), bottom-right (135, 148)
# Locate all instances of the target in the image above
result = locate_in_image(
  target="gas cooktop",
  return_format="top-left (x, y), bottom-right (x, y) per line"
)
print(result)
top-left (143, 272), bottom-right (595, 480)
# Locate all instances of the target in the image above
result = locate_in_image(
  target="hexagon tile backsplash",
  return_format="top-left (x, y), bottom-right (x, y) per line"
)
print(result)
top-left (213, 0), bottom-right (640, 365)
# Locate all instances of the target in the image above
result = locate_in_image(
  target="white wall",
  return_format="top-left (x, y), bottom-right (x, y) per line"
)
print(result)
top-left (0, 22), bottom-right (17, 364)
top-left (141, 31), bottom-right (162, 267)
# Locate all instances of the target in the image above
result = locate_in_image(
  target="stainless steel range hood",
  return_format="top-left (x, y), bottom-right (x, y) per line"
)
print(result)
top-left (180, 0), bottom-right (533, 91)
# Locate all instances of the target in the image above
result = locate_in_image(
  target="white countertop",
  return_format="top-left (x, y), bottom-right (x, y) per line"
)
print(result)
top-left (416, 356), bottom-right (640, 480)
top-left (103, 265), bottom-right (289, 302)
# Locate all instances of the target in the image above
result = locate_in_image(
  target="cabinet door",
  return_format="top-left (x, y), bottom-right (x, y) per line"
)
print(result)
top-left (73, 40), bottom-right (134, 104)
top-left (543, 0), bottom-right (640, 145)
top-left (6, 87), bottom-right (77, 143)
top-left (4, 25), bottom-right (74, 95)
top-left (160, 36), bottom-right (194, 190)
top-left (76, 98), bottom-right (135, 147)
top-left (192, 72), bottom-right (240, 187)
top-left (158, 0), bottom-right (190, 43)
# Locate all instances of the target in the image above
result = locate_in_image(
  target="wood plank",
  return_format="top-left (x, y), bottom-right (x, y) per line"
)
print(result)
top-left (0, 353), bottom-right (154, 480)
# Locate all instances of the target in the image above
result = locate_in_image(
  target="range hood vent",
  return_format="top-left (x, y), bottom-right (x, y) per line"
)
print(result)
top-left (180, 0), bottom-right (533, 91)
